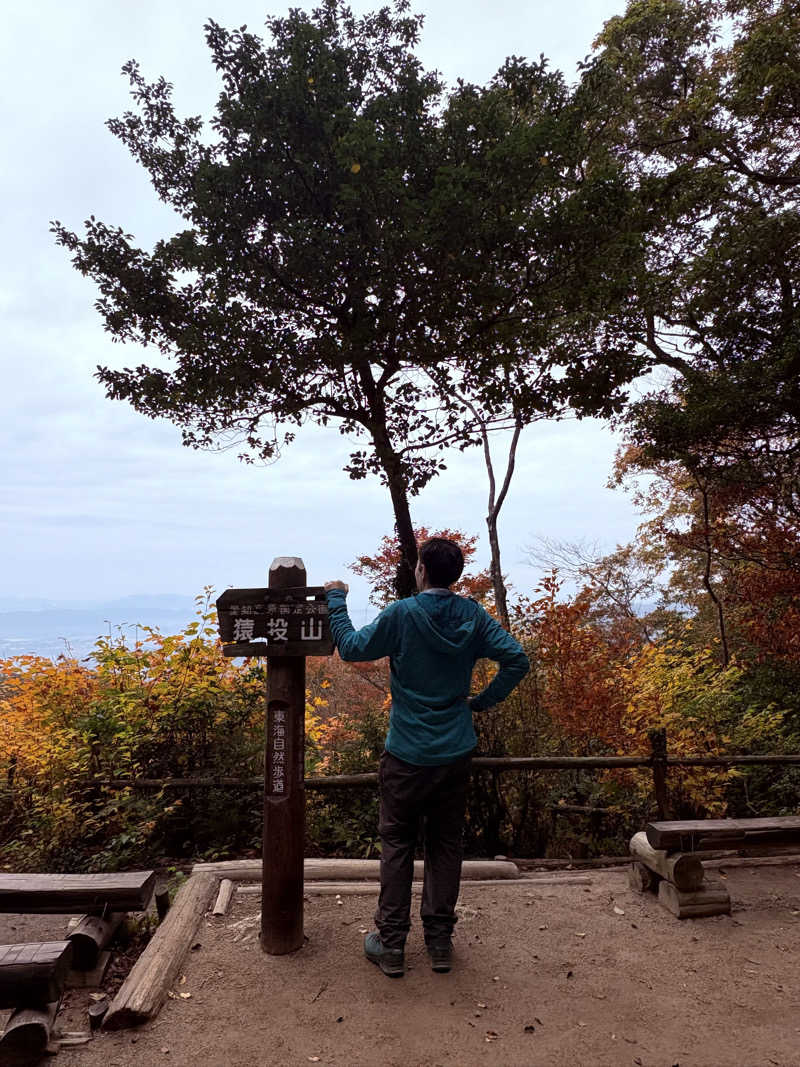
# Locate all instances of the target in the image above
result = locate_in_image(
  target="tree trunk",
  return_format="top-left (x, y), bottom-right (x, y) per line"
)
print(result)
top-left (695, 477), bottom-right (730, 667)
top-left (478, 415), bottom-right (522, 631)
top-left (358, 365), bottom-right (418, 599)
top-left (385, 462), bottom-right (418, 599)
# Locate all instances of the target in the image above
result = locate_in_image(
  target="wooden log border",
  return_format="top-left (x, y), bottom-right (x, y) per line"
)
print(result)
top-left (103, 873), bottom-right (216, 1031)
top-left (193, 858), bottom-right (521, 882)
top-left (86, 848), bottom-right (800, 1031)
top-left (100, 857), bottom-right (527, 1030)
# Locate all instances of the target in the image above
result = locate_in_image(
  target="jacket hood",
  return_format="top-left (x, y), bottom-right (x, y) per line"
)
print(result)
top-left (404, 594), bottom-right (479, 654)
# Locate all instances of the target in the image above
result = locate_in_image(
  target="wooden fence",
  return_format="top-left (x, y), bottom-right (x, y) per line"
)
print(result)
top-left (98, 729), bottom-right (800, 820)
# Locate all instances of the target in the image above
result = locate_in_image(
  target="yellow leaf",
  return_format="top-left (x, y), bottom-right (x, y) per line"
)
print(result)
top-left (350, 163), bottom-right (361, 174)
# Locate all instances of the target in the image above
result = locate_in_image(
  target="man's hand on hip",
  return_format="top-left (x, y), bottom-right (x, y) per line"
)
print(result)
top-left (324, 580), bottom-right (349, 594)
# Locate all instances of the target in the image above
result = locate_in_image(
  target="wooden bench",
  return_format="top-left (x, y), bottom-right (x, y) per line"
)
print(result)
top-left (0, 942), bottom-right (73, 1059)
top-left (0, 941), bottom-right (73, 1009)
top-left (0, 871), bottom-right (156, 915)
top-left (630, 817), bottom-right (800, 918)
top-left (646, 816), bottom-right (800, 852)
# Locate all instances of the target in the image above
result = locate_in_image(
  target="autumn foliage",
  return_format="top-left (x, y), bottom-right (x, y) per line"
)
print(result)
top-left (350, 526), bottom-right (493, 608)
top-left (3, 483), bottom-right (800, 869)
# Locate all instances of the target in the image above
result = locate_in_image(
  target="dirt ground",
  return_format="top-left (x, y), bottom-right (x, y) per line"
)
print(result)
top-left (5, 861), bottom-right (800, 1067)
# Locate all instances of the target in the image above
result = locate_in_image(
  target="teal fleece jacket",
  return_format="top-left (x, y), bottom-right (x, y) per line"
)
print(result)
top-left (325, 588), bottom-right (529, 766)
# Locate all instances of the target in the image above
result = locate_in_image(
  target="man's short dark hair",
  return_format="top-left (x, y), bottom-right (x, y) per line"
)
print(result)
top-left (418, 537), bottom-right (464, 588)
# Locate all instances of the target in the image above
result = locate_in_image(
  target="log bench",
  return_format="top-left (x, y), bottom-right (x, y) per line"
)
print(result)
top-left (630, 817), bottom-right (800, 918)
top-left (0, 942), bottom-right (73, 1061)
top-left (0, 871), bottom-right (156, 915)
top-left (646, 816), bottom-right (800, 852)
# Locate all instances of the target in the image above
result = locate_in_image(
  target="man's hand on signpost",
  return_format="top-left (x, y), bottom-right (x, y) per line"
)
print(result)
top-left (324, 581), bottom-right (349, 594)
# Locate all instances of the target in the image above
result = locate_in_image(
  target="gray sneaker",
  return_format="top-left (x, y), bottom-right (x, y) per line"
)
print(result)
top-left (364, 932), bottom-right (405, 978)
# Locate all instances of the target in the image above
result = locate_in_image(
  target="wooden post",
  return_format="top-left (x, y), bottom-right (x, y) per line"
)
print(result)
top-left (262, 557), bottom-right (307, 955)
top-left (649, 727), bottom-right (668, 820)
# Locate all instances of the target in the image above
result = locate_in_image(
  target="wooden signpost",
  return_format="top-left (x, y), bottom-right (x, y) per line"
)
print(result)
top-left (216, 557), bottom-right (334, 955)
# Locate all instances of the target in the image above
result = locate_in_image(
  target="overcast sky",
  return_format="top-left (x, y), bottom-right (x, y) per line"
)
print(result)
top-left (1, 0), bottom-right (642, 613)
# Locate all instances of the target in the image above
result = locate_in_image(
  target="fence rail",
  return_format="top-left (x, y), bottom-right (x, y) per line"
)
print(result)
top-left (97, 738), bottom-right (800, 820)
top-left (98, 753), bottom-right (800, 790)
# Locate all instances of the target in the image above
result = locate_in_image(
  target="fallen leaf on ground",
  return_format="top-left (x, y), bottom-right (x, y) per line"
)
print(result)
top-left (485, 1031), bottom-right (499, 1042)
top-left (575, 932), bottom-right (586, 938)
top-left (613, 906), bottom-right (625, 915)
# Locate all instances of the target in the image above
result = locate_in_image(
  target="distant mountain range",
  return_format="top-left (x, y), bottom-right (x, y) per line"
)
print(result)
top-left (0, 596), bottom-right (200, 661)
top-left (0, 595), bottom-right (375, 661)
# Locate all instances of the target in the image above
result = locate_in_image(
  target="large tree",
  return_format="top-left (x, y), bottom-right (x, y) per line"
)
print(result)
top-left (581, 0), bottom-right (800, 516)
top-left (54, 1), bottom-right (644, 595)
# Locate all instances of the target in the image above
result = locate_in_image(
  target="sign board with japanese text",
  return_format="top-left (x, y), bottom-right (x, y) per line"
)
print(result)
top-left (217, 558), bottom-right (333, 955)
top-left (216, 586), bottom-right (334, 657)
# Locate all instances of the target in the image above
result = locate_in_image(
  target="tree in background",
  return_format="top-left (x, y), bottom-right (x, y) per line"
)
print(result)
top-left (53, 1), bottom-right (646, 597)
top-left (350, 525), bottom-right (492, 609)
top-left (582, 0), bottom-right (800, 509)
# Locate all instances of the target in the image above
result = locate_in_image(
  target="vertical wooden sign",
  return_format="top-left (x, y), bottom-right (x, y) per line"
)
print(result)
top-left (216, 558), bottom-right (334, 955)
top-left (261, 557), bottom-right (307, 954)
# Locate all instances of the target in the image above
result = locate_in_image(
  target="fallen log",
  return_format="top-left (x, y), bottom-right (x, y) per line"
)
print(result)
top-left (236, 874), bottom-right (594, 896)
top-left (0, 1000), bottom-right (59, 1063)
top-left (703, 854), bottom-right (800, 869)
top-left (193, 858), bottom-right (520, 881)
top-left (630, 832), bottom-right (704, 891)
top-left (103, 873), bottom-right (216, 1031)
top-left (67, 913), bottom-right (124, 971)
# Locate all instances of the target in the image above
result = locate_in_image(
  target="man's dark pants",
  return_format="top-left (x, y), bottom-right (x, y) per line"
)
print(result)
top-left (376, 749), bottom-right (472, 951)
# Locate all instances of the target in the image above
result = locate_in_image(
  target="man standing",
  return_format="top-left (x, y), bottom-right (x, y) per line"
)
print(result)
top-left (324, 537), bottom-right (529, 978)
